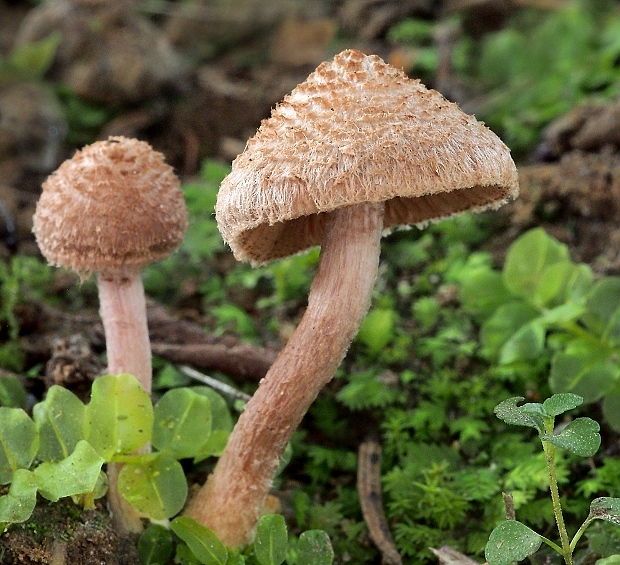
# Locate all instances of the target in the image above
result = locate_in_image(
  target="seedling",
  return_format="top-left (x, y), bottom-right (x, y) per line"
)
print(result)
top-left (0, 373), bottom-right (232, 531)
top-left (166, 513), bottom-right (334, 565)
top-left (485, 393), bottom-right (620, 565)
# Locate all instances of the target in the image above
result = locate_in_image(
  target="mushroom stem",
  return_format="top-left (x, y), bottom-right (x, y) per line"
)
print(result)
top-left (98, 272), bottom-right (151, 533)
top-left (98, 272), bottom-right (152, 392)
top-left (186, 201), bottom-right (384, 547)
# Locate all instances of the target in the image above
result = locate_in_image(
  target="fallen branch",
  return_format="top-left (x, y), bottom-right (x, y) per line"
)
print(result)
top-left (357, 439), bottom-right (402, 565)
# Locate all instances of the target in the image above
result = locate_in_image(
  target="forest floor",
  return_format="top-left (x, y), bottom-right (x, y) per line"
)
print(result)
top-left (1, 0), bottom-right (620, 563)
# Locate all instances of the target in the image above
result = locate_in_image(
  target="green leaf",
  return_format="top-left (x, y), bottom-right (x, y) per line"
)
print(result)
top-left (583, 278), bottom-right (620, 346)
top-left (502, 228), bottom-right (570, 300)
top-left (191, 387), bottom-right (233, 461)
top-left (85, 373), bottom-right (153, 460)
top-left (118, 453), bottom-right (187, 520)
top-left (534, 262), bottom-right (578, 307)
top-left (494, 398), bottom-right (544, 432)
top-left (544, 418), bottom-right (601, 457)
top-left (336, 369), bottom-right (404, 410)
top-left (559, 263), bottom-right (594, 304)
top-left (0, 376), bottom-right (27, 409)
top-left (549, 350), bottom-right (618, 403)
top-left (34, 440), bottom-right (105, 501)
top-left (538, 303), bottom-right (586, 326)
top-left (596, 556), bottom-right (620, 565)
top-left (254, 514), bottom-right (288, 565)
top-left (170, 516), bottom-right (228, 565)
top-left (0, 407), bottom-right (38, 484)
top-left (542, 393), bottom-right (584, 417)
top-left (225, 551), bottom-right (246, 565)
top-left (297, 530), bottom-right (334, 565)
top-left (0, 469), bottom-right (37, 525)
top-left (153, 388), bottom-right (212, 460)
top-left (459, 267), bottom-right (513, 318)
top-left (212, 304), bottom-right (258, 339)
top-left (589, 497), bottom-right (620, 526)
top-left (529, 261), bottom-right (592, 310)
top-left (485, 521), bottom-right (543, 565)
top-left (33, 385), bottom-right (85, 461)
top-left (175, 543), bottom-right (201, 565)
top-left (499, 321), bottom-right (545, 364)
top-left (138, 524), bottom-right (174, 565)
top-left (480, 302), bottom-right (539, 360)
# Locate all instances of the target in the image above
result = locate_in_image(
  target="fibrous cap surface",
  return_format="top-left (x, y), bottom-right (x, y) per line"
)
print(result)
top-left (33, 136), bottom-right (188, 278)
top-left (216, 49), bottom-right (519, 265)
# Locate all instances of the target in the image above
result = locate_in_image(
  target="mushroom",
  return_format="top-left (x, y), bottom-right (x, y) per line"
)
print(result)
top-left (186, 49), bottom-right (519, 547)
top-left (33, 136), bottom-right (188, 532)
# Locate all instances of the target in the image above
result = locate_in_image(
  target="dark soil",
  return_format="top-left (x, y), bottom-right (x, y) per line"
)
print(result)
top-left (0, 498), bottom-right (140, 565)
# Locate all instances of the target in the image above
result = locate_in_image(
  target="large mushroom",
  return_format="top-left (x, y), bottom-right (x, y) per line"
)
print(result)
top-left (33, 136), bottom-right (188, 532)
top-left (186, 49), bottom-right (518, 546)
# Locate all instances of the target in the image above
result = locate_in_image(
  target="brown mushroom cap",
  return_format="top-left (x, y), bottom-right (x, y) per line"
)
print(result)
top-left (33, 136), bottom-right (188, 278)
top-left (216, 49), bottom-right (519, 265)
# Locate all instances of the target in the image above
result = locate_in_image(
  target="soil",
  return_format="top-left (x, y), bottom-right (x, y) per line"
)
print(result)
top-left (0, 498), bottom-right (140, 564)
top-left (1, 0), bottom-right (620, 561)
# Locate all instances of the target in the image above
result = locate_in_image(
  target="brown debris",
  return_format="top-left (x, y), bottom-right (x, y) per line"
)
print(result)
top-left (513, 147), bottom-right (620, 271)
top-left (357, 439), bottom-right (402, 565)
top-left (146, 300), bottom-right (277, 382)
top-left (0, 499), bottom-right (140, 565)
top-left (16, 0), bottom-right (184, 105)
top-left (44, 333), bottom-right (103, 401)
top-left (19, 297), bottom-right (277, 387)
top-left (430, 546), bottom-right (483, 565)
top-left (539, 100), bottom-right (620, 159)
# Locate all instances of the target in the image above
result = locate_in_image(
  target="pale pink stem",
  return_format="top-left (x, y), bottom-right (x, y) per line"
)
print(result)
top-left (186, 201), bottom-right (384, 547)
top-left (98, 273), bottom-right (152, 393)
top-left (98, 272), bottom-right (152, 533)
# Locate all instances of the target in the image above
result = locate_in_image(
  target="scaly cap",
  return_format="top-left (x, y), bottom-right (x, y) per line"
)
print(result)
top-left (216, 49), bottom-right (518, 265)
top-left (33, 136), bottom-right (188, 279)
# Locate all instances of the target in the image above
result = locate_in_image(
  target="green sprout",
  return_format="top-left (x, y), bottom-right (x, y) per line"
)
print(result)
top-left (486, 393), bottom-right (620, 565)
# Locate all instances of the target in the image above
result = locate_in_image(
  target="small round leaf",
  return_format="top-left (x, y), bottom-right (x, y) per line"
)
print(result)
top-left (544, 417), bottom-right (601, 457)
top-left (118, 453), bottom-right (187, 519)
top-left (297, 530), bottom-right (334, 565)
top-left (542, 393), bottom-right (583, 417)
top-left (254, 514), bottom-right (288, 565)
top-left (485, 521), bottom-right (542, 565)
top-left (170, 516), bottom-right (228, 565)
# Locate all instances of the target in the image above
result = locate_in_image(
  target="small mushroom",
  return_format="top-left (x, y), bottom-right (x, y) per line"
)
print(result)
top-left (186, 49), bottom-right (519, 547)
top-left (33, 136), bottom-right (188, 532)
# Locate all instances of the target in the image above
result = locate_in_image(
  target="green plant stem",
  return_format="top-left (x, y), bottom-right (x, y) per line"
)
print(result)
top-left (569, 517), bottom-right (593, 552)
top-left (539, 535), bottom-right (565, 555)
top-left (542, 420), bottom-right (572, 565)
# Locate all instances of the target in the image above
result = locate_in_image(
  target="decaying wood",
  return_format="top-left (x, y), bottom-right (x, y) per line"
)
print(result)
top-left (357, 439), bottom-right (403, 565)
top-left (146, 300), bottom-right (277, 381)
top-left (430, 546), bottom-right (484, 565)
top-left (19, 296), bottom-right (278, 383)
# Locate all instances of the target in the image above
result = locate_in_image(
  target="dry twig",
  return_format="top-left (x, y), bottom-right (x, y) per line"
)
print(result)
top-left (357, 439), bottom-right (402, 565)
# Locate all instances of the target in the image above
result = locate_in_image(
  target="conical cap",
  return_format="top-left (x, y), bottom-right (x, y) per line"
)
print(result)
top-left (216, 49), bottom-right (518, 265)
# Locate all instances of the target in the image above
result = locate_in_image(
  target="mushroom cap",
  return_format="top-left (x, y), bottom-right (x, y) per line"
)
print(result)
top-left (216, 49), bottom-right (519, 265)
top-left (33, 136), bottom-right (188, 279)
